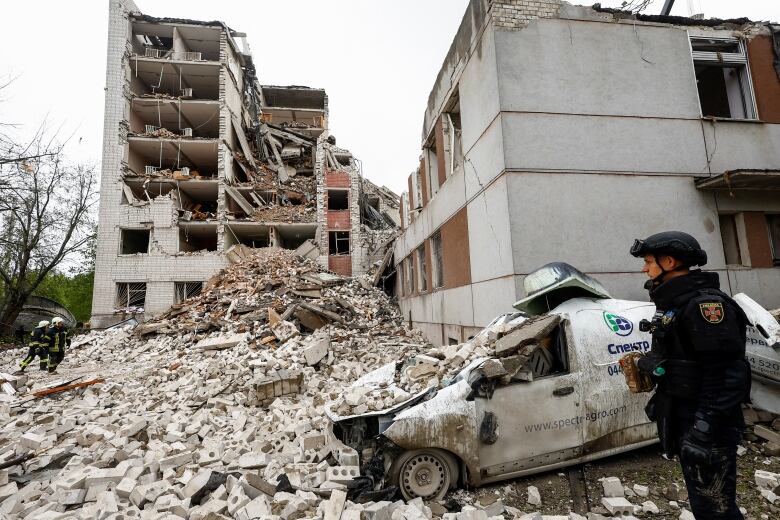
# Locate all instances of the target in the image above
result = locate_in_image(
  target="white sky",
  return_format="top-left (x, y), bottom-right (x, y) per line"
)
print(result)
top-left (0, 0), bottom-right (777, 194)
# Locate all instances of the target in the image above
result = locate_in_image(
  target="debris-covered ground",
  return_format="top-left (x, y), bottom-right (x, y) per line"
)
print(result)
top-left (1, 249), bottom-right (779, 519)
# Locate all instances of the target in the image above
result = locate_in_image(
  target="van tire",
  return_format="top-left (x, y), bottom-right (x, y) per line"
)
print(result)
top-left (389, 449), bottom-right (458, 501)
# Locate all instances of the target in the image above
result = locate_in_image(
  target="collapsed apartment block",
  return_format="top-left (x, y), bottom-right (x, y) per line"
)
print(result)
top-left (91, 0), bottom-right (400, 327)
top-left (395, 0), bottom-right (780, 345)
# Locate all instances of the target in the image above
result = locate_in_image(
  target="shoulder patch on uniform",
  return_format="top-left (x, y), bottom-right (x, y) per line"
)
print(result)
top-left (699, 302), bottom-right (724, 324)
top-left (661, 310), bottom-right (675, 326)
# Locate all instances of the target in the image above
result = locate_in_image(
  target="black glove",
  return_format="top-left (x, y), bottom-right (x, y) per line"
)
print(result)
top-left (680, 412), bottom-right (715, 466)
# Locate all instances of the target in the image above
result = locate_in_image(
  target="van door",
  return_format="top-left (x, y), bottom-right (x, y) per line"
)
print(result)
top-left (475, 322), bottom-right (584, 483)
top-left (567, 300), bottom-right (657, 458)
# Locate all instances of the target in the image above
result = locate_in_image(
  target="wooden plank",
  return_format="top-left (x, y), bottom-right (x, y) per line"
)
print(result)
top-left (33, 378), bottom-right (105, 398)
top-left (755, 425), bottom-right (780, 445)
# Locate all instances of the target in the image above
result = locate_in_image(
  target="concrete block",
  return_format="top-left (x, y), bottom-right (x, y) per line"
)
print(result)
top-left (633, 484), bottom-right (649, 497)
top-left (304, 335), bottom-right (330, 366)
top-left (0, 481), bottom-right (18, 502)
top-left (228, 484), bottom-right (250, 515)
top-left (238, 452), bottom-right (270, 469)
top-left (601, 497), bottom-right (633, 515)
top-left (325, 466), bottom-right (360, 484)
top-left (601, 477), bottom-right (624, 497)
top-left (196, 332), bottom-right (247, 351)
top-left (56, 488), bottom-right (87, 506)
top-left (20, 432), bottom-right (45, 450)
top-left (527, 486), bottom-right (541, 506)
top-left (159, 451), bottom-right (193, 471)
top-left (323, 489), bottom-right (347, 520)
top-left (337, 447), bottom-right (359, 467)
top-left (182, 469), bottom-right (213, 499)
top-left (237, 494), bottom-right (272, 520)
top-left (755, 470), bottom-right (780, 490)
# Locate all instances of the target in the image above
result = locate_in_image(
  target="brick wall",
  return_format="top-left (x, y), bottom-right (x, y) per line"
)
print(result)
top-left (325, 169), bottom-right (350, 188)
top-left (328, 255), bottom-right (352, 276)
top-left (490, 0), bottom-right (562, 30)
top-left (327, 211), bottom-right (351, 230)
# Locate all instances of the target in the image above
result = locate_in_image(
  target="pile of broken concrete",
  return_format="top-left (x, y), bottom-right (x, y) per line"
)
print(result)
top-left (0, 249), bottom-right (435, 519)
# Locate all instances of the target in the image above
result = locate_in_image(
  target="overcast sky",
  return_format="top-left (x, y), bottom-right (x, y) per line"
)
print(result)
top-left (0, 0), bottom-right (777, 194)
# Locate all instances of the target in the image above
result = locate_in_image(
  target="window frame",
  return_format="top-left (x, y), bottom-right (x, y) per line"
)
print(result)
top-left (689, 35), bottom-right (758, 120)
top-left (767, 213), bottom-right (780, 267)
top-left (174, 281), bottom-right (203, 304)
top-left (431, 231), bottom-right (444, 289)
top-left (115, 282), bottom-right (147, 310)
top-left (417, 245), bottom-right (428, 293)
top-left (718, 213), bottom-right (743, 266)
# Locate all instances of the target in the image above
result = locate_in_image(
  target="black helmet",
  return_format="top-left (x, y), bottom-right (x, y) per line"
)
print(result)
top-left (630, 231), bottom-right (707, 267)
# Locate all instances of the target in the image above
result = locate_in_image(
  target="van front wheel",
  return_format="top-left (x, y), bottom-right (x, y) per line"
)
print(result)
top-left (389, 449), bottom-right (456, 501)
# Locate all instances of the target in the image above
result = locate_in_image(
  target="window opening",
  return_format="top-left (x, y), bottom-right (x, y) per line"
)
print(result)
top-left (431, 232), bottom-right (444, 289)
top-left (767, 214), bottom-right (780, 266)
top-left (718, 214), bottom-right (742, 265)
top-left (407, 256), bottom-right (415, 294)
top-left (178, 226), bottom-right (217, 252)
top-left (174, 281), bottom-right (203, 303)
top-left (115, 282), bottom-right (147, 311)
top-left (417, 245), bottom-right (428, 292)
top-left (120, 229), bottom-right (151, 254)
top-left (426, 145), bottom-right (439, 198)
top-left (329, 231), bottom-right (350, 255)
top-left (327, 190), bottom-right (349, 210)
top-left (690, 37), bottom-right (756, 119)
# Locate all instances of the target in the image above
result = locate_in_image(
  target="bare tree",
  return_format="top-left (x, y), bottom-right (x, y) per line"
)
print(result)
top-left (0, 127), bottom-right (98, 335)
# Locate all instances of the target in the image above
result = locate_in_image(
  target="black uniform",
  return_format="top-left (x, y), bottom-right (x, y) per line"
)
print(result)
top-left (19, 326), bottom-right (52, 371)
top-left (47, 325), bottom-right (69, 372)
top-left (638, 270), bottom-right (749, 519)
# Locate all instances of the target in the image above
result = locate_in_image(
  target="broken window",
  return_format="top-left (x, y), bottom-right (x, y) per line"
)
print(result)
top-left (225, 225), bottom-right (270, 249)
top-left (327, 190), bottom-right (349, 210)
top-left (329, 231), bottom-right (350, 255)
top-left (426, 145), bottom-right (439, 199)
top-left (691, 37), bottom-right (756, 119)
top-left (431, 232), bottom-right (444, 289)
top-left (417, 245), bottom-right (428, 292)
top-left (768, 214), bottom-right (780, 266)
top-left (406, 256), bottom-right (415, 295)
top-left (178, 225), bottom-right (218, 252)
top-left (174, 281), bottom-right (203, 303)
top-left (120, 228), bottom-right (151, 254)
top-left (719, 214), bottom-right (742, 265)
top-left (444, 90), bottom-right (464, 178)
top-left (115, 282), bottom-right (147, 311)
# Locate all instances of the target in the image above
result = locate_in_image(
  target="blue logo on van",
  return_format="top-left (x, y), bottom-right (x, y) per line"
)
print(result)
top-left (603, 312), bottom-right (633, 337)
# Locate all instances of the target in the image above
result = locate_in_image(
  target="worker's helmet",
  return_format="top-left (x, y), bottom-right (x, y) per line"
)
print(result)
top-left (51, 317), bottom-right (64, 325)
top-left (630, 231), bottom-right (707, 267)
top-left (38, 320), bottom-right (50, 328)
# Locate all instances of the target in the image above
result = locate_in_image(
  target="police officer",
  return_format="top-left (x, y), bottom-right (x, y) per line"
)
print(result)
top-left (19, 320), bottom-right (52, 372)
top-left (629, 231), bottom-right (750, 519)
top-left (47, 317), bottom-right (70, 373)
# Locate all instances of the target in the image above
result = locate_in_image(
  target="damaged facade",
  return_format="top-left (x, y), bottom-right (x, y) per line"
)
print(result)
top-left (395, 0), bottom-right (780, 345)
top-left (92, 0), bottom-right (400, 327)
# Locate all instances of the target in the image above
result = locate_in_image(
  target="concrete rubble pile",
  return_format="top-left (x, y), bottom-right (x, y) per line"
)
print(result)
top-left (0, 249), bottom-right (434, 520)
top-left (327, 313), bottom-right (561, 419)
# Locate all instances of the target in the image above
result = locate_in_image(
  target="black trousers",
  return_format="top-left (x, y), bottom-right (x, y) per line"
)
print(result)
top-left (20, 345), bottom-right (48, 370)
top-left (678, 426), bottom-right (743, 519)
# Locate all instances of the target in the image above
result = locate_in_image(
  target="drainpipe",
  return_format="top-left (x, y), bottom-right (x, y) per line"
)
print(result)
top-left (661, 0), bottom-right (676, 16)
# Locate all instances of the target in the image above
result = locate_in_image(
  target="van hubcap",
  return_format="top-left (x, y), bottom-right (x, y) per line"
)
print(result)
top-left (401, 453), bottom-right (447, 499)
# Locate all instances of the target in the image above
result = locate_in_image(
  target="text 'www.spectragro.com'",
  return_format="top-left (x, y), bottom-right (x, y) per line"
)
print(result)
top-left (524, 406), bottom-right (627, 433)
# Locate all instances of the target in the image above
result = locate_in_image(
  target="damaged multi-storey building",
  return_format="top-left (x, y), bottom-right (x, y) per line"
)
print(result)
top-left (395, 0), bottom-right (780, 345)
top-left (91, 0), bottom-right (400, 327)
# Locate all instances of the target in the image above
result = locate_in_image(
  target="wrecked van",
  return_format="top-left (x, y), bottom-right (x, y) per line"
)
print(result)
top-left (327, 263), bottom-right (780, 501)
